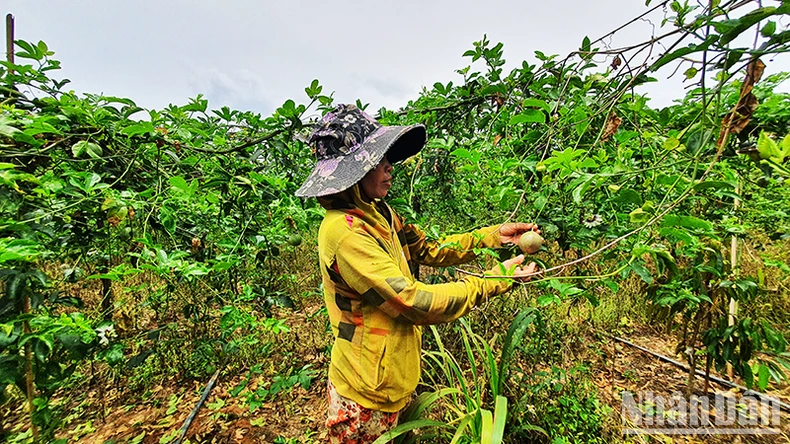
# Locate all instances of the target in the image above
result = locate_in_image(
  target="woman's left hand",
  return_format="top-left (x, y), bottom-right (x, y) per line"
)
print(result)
top-left (499, 222), bottom-right (540, 246)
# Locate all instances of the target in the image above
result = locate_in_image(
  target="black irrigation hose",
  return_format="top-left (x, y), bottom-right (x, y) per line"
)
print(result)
top-left (611, 336), bottom-right (790, 413)
top-left (174, 369), bottom-right (221, 444)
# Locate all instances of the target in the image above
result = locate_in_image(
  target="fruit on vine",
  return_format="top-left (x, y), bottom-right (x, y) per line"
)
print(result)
top-left (518, 231), bottom-right (543, 254)
top-left (287, 234), bottom-right (303, 246)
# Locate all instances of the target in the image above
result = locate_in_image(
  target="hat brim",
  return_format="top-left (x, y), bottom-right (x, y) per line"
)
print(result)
top-left (295, 124), bottom-right (426, 197)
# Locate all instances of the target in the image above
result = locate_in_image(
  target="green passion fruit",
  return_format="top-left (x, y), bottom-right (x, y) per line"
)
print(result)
top-left (287, 234), bottom-right (303, 247)
top-left (518, 231), bottom-right (544, 254)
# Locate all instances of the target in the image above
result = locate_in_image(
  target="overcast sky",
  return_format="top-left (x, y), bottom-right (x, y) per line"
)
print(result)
top-left (4, 1), bottom-right (790, 116)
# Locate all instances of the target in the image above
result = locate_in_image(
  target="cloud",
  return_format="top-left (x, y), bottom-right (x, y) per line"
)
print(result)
top-left (362, 75), bottom-right (414, 99)
top-left (8, 0), bottom-right (790, 115)
top-left (186, 66), bottom-right (276, 114)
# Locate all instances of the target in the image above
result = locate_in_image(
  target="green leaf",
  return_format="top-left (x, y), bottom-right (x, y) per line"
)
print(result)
top-left (630, 261), bottom-right (653, 284)
top-left (602, 279), bottom-right (619, 293)
top-left (661, 214), bottom-right (713, 232)
top-left (757, 131), bottom-right (781, 160)
top-left (660, 227), bottom-right (696, 245)
top-left (492, 396), bottom-right (508, 443)
top-left (102, 343), bottom-right (125, 366)
top-left (664, 137), bottom-right (680, 150)
top-left (780, 134), bottom-right (790, 158)
top-left (0, 116), bottom-right (20, 137)
top-left (33, 337), bottom-right (52, 362)
top-left (576, 158), bottom-right (597, 169)
top-left (37, 41), bottom-right (52, 56)
top-left (533, 194), bottom-right (547, 211)
top-left (629, 208), bottom-right (649, 223)
top-left (85, 173), bottom-right (101, 190)
top-left (499, 308), bottom-right (540, 395)
top-left (573, 107), bottom-right (589, 136)
top-left (766, 29), bottom-right (790, 47)
top-left (509, 109), bottom-right (545, 125)
top-left (718, 6), bottom-right (779, 46)
top-left (0, 238), bottom-right (42, 263)
top-left (305, 79), bottom-right (322, 98)
top-left (571, 174), bottom-right (596, 204)
top-left (693, 181), bottom-right (734, 192)
top-left (399, 388), bottom-right (460, 423)
top-left (537, 294), bottom-right (559, 306)
top-left (521, 98), bottom-right (551, 113)
top-left (481, 408), bottom-right (494, 443)
top-left (85, 142), bottom-right (102, 158)
top-left (169, 176), bottom-right (189, 192)
top-left (761, 21), bottom-right (777, 37)
top-left (159, 209), bottom-right (176, 234)
top-left (581, 36), bottom-right (591, 53)
top-left (27, 269), bottom-right (47, 287)
top-left (120, 122), bottom-right (155, 137)
top-left (758, 364), bottom-right (770, 391)
top-left (450, 148), bottom-right (473, 161)
top-left (371, 420), bottom-right (448, 444)
top-left (615, 188), bottom-right (643, 205)
top-left (5, 271), bottom-right (24, 299)
top-left (72, 140), bottom-right (86, 157)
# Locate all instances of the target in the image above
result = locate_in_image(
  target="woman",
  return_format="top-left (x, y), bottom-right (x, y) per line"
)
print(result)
top-left (296, 104), bottom-right (538, 443)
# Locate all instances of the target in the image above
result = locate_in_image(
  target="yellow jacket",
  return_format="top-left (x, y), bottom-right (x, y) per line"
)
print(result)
top-left (317, 185), bottom-right (513, 412)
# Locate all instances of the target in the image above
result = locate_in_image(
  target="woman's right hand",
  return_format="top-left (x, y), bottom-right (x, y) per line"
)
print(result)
top-left (487, 254), bottom-right (538, 281)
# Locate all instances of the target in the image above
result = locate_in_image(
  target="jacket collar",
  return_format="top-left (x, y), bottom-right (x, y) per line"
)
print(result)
top-left (318, 184), bottom-right (392, 237)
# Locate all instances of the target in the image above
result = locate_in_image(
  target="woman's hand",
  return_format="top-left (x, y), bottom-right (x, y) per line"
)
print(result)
top-left (499, 222), bottom-right (540, 246)
top-left (487, 254), bottom-right (539, 281)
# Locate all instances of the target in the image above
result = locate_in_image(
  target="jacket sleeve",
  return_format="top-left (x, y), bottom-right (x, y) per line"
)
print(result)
top-left (335, 228), bottom-right (513, 325)
top-left (402, 223), bottom-right (503, 267)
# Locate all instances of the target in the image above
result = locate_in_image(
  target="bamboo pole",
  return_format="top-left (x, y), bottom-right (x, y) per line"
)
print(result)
top-left (727, 181), bottom-right (740, 380)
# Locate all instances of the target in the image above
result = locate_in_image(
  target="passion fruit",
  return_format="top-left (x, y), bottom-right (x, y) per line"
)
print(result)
top-left (287, 234), bottom-right (303, 247)
top-left (518, 231), bottom-right (543, 254)
top-left (119, 227), bottom-right (132, 241)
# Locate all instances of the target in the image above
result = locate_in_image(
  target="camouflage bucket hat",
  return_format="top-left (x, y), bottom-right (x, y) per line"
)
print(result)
top-left (295, 104), bottom-right (426, 197)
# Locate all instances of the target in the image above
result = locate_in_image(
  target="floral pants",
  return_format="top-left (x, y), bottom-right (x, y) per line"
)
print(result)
top-left (326, 380), bottom-right (399, 443)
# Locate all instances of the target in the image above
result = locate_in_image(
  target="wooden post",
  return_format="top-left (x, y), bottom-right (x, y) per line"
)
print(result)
top-left (1, 16), bottom-right (12, 441)
top-left (727, 181), bottom-right (740, 380)
top-left (5, 14), bottom-right (12, 66)
top-left (22, 291), bottom-right (38, 441)
top-left (8, 14), bottom-right (37, 440)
